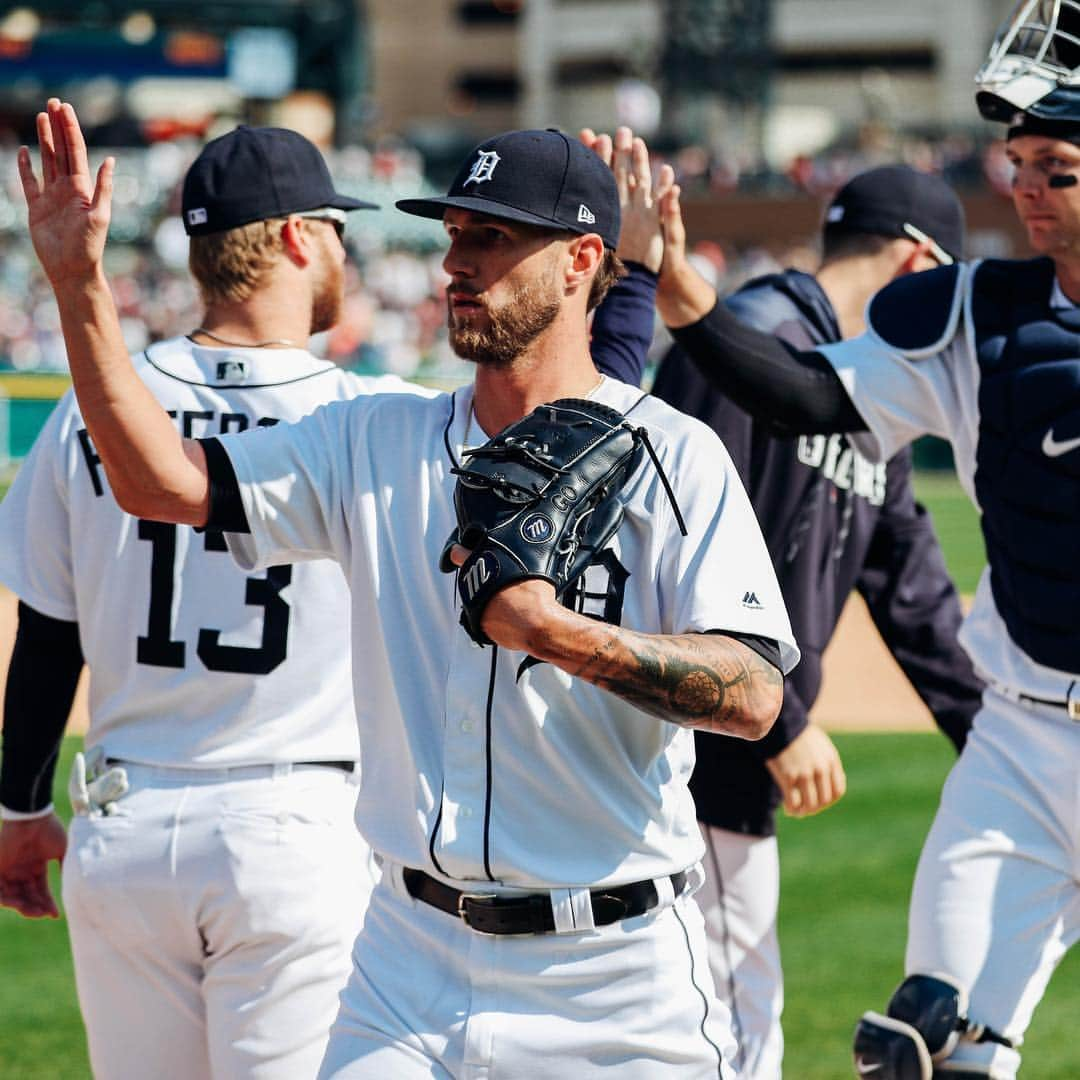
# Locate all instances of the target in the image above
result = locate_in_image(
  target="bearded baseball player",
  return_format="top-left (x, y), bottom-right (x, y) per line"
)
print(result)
top-left (21, 102), bottom-right (799, 1078)
top-left (647, 2), bottom-right (1080, 1075)
top-left (0, 123), bottom-right (437, 1078)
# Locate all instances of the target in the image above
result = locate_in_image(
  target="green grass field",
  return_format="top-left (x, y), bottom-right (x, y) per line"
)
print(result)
top-left (3, 734), bottom-right (1078, 1078)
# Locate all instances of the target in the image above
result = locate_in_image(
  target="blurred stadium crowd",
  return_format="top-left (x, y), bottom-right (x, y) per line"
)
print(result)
top-left (0, 124), bottom-right (1011, 383)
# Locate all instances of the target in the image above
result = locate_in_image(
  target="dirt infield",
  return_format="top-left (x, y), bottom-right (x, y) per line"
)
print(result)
top-left (0, 584), bottom-right (937, 737)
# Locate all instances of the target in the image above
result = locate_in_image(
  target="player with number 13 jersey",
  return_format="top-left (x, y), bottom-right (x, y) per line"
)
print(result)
top-left (0, 339), bottom-right (425, 769)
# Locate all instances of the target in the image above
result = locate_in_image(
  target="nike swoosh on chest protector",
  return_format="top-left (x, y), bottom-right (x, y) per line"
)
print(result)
top-left (1042, 428), bottom-right (1080, 458)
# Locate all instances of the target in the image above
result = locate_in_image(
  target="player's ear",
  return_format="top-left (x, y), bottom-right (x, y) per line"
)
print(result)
top-left (565, 233), bottom-right (604, 292)
top-left (893, 238), bottom-right (934, 280)
top-left (280, 215), bottom-right (313, 268)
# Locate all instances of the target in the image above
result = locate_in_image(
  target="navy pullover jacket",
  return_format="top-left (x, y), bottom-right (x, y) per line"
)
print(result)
top-left (651, 268), bottom-right (982, 837)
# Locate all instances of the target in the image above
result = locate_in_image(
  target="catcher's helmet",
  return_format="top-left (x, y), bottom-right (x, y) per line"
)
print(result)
top-left (976, 0), bottom-right (1080, 123)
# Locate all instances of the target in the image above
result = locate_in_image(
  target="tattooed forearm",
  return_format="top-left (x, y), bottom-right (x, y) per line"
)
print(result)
top-left (574, 628), bottom-right (783, 738)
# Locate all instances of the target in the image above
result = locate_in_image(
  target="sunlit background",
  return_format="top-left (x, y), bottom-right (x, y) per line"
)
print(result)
top-left (0, 1), bottom-right (1024, 449)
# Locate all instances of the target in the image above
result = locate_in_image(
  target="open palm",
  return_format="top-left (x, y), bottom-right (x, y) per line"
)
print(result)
top-left (18, 98), bottom-right (114, 287)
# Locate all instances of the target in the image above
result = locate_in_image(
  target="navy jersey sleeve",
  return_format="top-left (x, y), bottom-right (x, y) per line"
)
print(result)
top-left (589, 261), bottom-right (658, 387)
top-left (855, 453), bottom-right (982, 753)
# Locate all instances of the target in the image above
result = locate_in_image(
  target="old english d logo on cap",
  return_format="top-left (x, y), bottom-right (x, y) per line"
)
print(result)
top-left (395, 129), bottom-right (621, 249)
top-left (465, 151), bottom-right (501, 186)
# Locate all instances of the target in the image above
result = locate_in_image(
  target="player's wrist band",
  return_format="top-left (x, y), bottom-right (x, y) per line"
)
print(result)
top-left (0, 802), bottom-right (55, 822)
top-left (403, 867), bottom-right (687, 935)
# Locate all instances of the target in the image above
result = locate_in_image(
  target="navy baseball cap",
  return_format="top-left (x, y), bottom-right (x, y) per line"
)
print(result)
top-left (823, 165), bottom-right (965, 263)
top-left (396, 129), bottom-right (620, 249)
top-left (182, 125), bottom-right (378, 237)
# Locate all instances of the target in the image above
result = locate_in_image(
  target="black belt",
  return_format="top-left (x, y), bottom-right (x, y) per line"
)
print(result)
top-left (106, 758), bottom-right (356, 773)
top-left (403, 867), bottom-right (687, 935)
top-left (1017, 690), bottom-right (1080, 721)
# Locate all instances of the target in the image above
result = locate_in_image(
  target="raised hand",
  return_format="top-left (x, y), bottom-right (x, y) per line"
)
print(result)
top-left (580, 126), bottom-right (676, 273)
top-left (655, 180), bottom-right (718, 327)
top-left (18, 98), bottom-right (114, 288)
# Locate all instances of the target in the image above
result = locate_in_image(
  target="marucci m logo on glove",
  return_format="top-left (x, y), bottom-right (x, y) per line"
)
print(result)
top-left (521, 514), bottom-right (554, 543)
top-left (462, 552), bottom-right (498, 601)
top-left (440, 398), bottom-right (686, 647)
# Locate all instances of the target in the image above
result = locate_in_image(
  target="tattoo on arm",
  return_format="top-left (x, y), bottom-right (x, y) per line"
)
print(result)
top-left (579, 630), bottom-right (783, 737)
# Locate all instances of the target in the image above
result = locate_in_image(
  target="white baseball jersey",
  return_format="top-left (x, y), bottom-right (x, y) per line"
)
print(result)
top-left (0, 336), bottom-right (434, 767)
top-left (822, 262), bottom-right (1079, 699)
top-left (219, 374), bottom-right (798, 889)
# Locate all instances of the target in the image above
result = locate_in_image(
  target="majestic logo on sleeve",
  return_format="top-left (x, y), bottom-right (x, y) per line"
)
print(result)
top-left (741, 591), bottom-right (763, 609)
top-left (1042, 426), bottom-right (1080, 458)
top-left (465, 150), bottom-right (501, 186)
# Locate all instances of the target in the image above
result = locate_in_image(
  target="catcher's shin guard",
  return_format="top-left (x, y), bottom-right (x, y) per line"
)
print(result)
top-left (853, 974), bottom-right (1012, 1079)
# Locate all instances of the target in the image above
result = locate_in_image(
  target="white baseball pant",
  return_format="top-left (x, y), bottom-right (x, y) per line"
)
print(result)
top-left (906, 690), bottom-right (1080, 1078)
top-left (62, 760), bottom-right (377, 1079)
top-left (698, 825), bottom-right (783, 1079)
top-left (318, 861), bottom-right (737, 1079)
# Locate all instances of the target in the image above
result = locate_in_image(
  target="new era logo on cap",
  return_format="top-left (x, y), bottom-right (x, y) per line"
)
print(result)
top-left (396, 129), bottom-right (621, 249)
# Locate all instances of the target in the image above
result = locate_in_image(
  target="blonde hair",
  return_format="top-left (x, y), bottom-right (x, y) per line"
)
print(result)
top-left (188, 219), bottom-right (285, 306)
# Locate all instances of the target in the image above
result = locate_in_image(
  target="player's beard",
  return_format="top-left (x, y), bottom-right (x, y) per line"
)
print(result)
top-left (448, 273), bottom-right (562, 368)
top-left (310, 243), bottom-right (345, 335)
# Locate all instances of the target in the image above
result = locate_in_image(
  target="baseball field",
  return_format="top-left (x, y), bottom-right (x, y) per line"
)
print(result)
top-left (1, 473), bottom-right (1077, 1077)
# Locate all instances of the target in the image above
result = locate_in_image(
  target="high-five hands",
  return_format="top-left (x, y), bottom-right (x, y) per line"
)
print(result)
top-left (579, 126), bottom-right (677, 274)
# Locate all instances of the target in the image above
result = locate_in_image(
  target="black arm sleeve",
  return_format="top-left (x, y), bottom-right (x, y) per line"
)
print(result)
top-left (670, 301), bottom-right (868, 435)
top-left (199, 437), bottom-right (250, 534)
top-left (856, 458), bottom-right (982, 754)
top-left (0, 603), bottom-right (85, 813)
top-left (589, 261), bottom-right (658, 387)
top-left (711, 630), bottom-right (782, 673)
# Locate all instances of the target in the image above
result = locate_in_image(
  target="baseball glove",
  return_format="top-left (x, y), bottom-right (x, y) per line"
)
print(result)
top-left (440, 397), bottom-right (646, 645)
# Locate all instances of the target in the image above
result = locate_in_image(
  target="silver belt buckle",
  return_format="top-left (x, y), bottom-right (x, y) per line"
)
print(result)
top-left (1067, 684), bottom-right (1080, 722)
top-left (457, 891), bottom-right (498, 930)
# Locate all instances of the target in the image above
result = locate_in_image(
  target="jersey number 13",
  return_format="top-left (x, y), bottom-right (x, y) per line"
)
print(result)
top-left (136, 520), bottom-right (290, 675)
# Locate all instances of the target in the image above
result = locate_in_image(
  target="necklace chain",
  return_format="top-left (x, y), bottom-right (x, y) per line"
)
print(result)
top-left (191, 328), bottom-right (299, 349)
